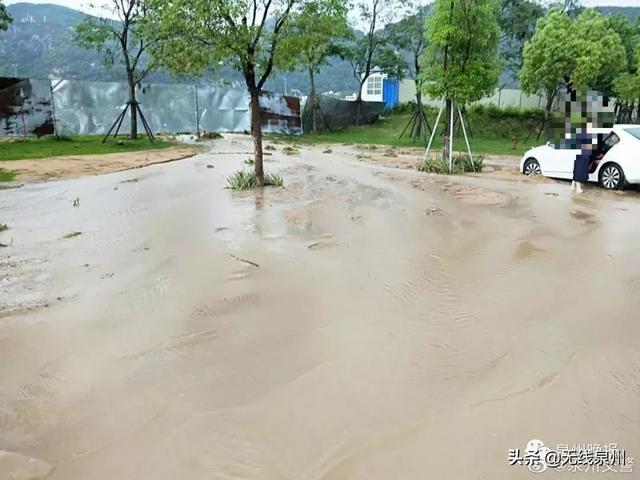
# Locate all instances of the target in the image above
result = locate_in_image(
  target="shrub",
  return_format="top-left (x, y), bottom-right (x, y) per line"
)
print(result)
top-left (227, 170), bottom-right (284, 190)
top-left (264, 173), bottom-right (284, 187)
top-left (282, 146), bottom-right (299, 155)
top-left (417, 154), bottom-right (484, 174)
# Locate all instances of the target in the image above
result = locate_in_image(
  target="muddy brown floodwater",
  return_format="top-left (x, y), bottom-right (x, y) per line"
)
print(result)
top-left (1, 135), bottom-right (639, 479)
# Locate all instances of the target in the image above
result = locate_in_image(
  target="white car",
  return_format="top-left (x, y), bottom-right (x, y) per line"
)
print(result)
top-left (520, 125), bottom-right (640, 190)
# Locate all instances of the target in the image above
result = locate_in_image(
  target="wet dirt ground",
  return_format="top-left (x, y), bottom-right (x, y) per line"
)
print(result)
top-left (1, 135), bottom-right (639, 479)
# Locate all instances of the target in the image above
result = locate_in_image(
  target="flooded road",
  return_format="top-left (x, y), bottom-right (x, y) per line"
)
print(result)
top-left (1, 136), bottom-right (639, 479)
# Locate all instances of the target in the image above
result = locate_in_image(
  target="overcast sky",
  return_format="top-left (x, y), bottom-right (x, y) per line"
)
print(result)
top-left (6, 0), bottom-right (640, 15)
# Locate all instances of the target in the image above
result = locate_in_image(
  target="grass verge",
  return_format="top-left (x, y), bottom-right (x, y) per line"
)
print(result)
top-left (227, 170), bottom-right (284, 190)
top-left (269, 107), bottom-right (548, 156)
top-left (0, 169), bottom-right (17, 182)
top-left (0, 135), bottom-right (173, 161)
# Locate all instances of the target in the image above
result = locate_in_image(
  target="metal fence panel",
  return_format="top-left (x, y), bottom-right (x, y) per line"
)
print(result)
top-left (138, 83), bottom-right (197, 133)
top-left (197, 84), bottom-right (250, 133)
top-left (3, 78), bottom-right (302, 137)
top-left (0, 78), bottom-right (54, 136)
top-left (259, 92), bottom-right (302, 135)
top-left (52, 79), bottom-right (129, 135)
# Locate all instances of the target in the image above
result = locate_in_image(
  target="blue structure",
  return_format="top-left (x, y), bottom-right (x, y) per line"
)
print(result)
top-left (382, 78), bottom-right (400, 111)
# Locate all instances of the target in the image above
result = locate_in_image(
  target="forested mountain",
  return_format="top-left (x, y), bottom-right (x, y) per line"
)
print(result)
top-left (1, 2), bottom-right (639, 95)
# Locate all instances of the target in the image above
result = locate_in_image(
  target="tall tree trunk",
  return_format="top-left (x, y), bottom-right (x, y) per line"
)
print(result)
top-left (309, 67), bottom-right (317, 132)
top-left (538, 91), bottom-right (554, 141)
top-left (249, 87), bottom-right (265, 186)
top-left (414, 90), bottom-right (424, 140)
top-left (355, 77), bottom-right (366, 126)
top-left (127, 72), bottom-right (138, 140)
top-left (443, 97), bottom-right (452, 160)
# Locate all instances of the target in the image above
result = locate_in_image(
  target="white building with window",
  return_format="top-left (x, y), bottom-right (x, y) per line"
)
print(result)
top-left (357, 72), bottom-right (400, 110)
top-left (361, 73), bottom-right (385, 102)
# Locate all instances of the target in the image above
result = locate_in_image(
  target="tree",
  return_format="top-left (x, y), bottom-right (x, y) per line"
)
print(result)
top-left (520, 8), bottom-right (626, 138)
top-left (387, 2), bottom-right (431, 141)
top-left (520, 9), bottom-right (574, 138)
top-left (284, 0), bottom-right (350, 131)
top-left (421, 0), bottom-right (502, 158)
top-left (342, 0), bottom-right (407, 124)
top-left (613, 23), bottom-right (640, 122)
top-left (572, 10), bottom-right (626, 96)
top-left (0, 1), bottom-right (11, 32)
top-left (608, 14), bottom-right (640, 122)
top-left (499, 0), bottom-right (544, 76)
top-left (74, 0), bottom-right (161, 140)
top-left (148, 0), bottom-right (302, 186)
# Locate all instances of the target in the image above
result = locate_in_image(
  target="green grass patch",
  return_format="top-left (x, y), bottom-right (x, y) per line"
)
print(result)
top-left (0, 135), bottom-right (173, 161)
top-left (63, 231), bottom-right (82, 239)
top-left (227, 170), bottom-right (284, 190)
top-left (0, 224), bottom-right (8, 232)
top-left (417, 154), bottom-right (485, 175)
top-left (270, 106), bottom-right (550, 156)
top-left (0, 169), bottom-right (17, 182)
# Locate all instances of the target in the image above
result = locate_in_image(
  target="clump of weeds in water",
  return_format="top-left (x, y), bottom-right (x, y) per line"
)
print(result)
top-left (227, 170), bottom-right (284, 190)
top-left (281, 146), bottom-right (299, 155)
top-left (0, 224), bottom-right (8, 232)
top-left (417, 154), bottom-right (484, 174)
top-left (63, 231), bottom-right (82, 239)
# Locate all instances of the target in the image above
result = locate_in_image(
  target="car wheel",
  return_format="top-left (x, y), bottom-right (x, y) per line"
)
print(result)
top-left (523, 158), bottom-right (541, 176)
top-left (599, 163), bottom-right (625, 190)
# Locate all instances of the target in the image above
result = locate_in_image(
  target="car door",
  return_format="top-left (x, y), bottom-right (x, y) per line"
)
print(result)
top-left (589, 131), bottom-right (620, 182)
top-left (545, 140), bottom-right (580, 178)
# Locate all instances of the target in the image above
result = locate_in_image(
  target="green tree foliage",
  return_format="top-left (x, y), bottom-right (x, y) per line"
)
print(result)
top-left (421, 0), bottom-right (501, 105)
top-left (520, 8), bottom-right (626, 135)
top-left (612, 20), bottom-right (640, 122)
top-left (499, 0), bottom-right (544, 75)
top-left (148, 0), bottom-right (305, 186)
top-left (0, 1), bottom-right (11, 32)
top-left (519, 9), bottom-right (573, 116)
top-left (572, 9), bottom-right (626, 95)
top-left (282, 0), bottom-right (350, 131)
top-left (421, 0), bottom-right (501, 157)
top-left (74, 0), bottom-right (161, 139)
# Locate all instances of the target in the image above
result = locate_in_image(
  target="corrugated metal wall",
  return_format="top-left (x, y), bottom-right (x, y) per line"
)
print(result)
top-left (0, 78), bottom-right (302, 137)
top-left (0, 78), bottom-right (55, 136)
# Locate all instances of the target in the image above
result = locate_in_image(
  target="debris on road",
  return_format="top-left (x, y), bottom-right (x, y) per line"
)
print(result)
top-left (229, 254), bottom-right (260, 268)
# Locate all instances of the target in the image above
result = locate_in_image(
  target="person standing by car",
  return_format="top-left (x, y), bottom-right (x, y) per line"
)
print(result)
top-left (571, 125), bottom-right (595, 194)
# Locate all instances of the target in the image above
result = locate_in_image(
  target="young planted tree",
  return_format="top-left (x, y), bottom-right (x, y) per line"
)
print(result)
top-left (421, 0), bottom-right (502, 159)
top-left (74, 0), bottom-right (160, 139)
top-left (284, 0), bottom-right (350, 131)
top-left (343, 0), bottom-right (406, 124)
top-left (387, 2), bottom-right (431, 142)
top-left (520, 8), bottom-right (625, 138)
top-left (149, 0), bottom-right (303, 186)
top-left (0, 1), bottom-right (11, 32)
